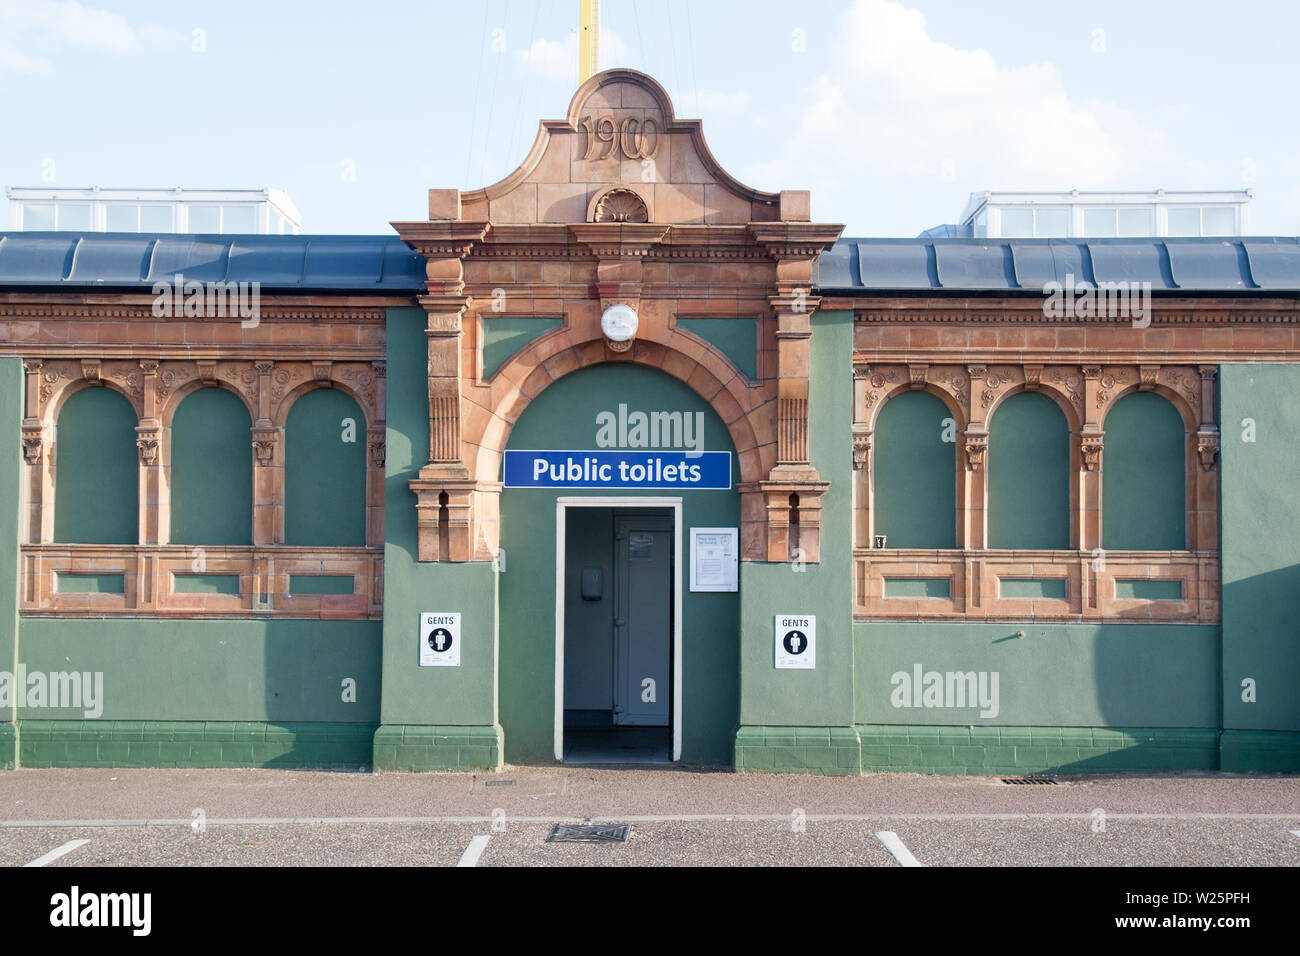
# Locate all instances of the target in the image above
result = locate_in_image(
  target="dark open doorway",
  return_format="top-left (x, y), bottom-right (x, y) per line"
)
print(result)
top-left (562, 506), bottom-right (673, 764)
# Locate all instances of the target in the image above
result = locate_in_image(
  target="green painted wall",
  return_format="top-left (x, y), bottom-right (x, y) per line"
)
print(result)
top-left (171, 387), bottom-right (252, 545)
top-left (499, 362), bottom-right (741, 765)
top-left (482, 317), bottom-right (564, 380)
top-left (737, 309), bottom-right (855, 731)
top-left (381, 308), bottom-right (499, 730)
top-left (0, 359), bottom-right (20, 767)
top-left (1220, 364), bottom-right (1300, 739)
top-left (872, 390), bottom-right (956, 548)
top-left (54, 387), bottom-right (137, 543)
top-left (285, 388), bottom-right (366, 546)
top-left (676, 318), bottom-right (758, 381)
top-left (854, 621), bottom-right (1218, 728)
top-left (17, 618), bottom-right (379, 722)
top-left (1102, 392), bottom-right (1185, 549)
top-left (988, 392), bottom-right (1070, 549)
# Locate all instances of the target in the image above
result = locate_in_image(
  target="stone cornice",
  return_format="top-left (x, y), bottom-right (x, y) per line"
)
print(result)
top-left (0, 345), bottom-right (386, 361)
top-left (568, 222), bottom-right (671, 258)
top-left (749, 222), bottom-right (845, 258)
top-left (826, 295), bottom-right (1300, 324)
top-left (390, 220), bottom-right (491, 258)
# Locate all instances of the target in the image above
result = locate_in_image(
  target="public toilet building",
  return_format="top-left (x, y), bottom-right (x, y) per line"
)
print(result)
top-left (2, 70), bottom-right (1299, 774)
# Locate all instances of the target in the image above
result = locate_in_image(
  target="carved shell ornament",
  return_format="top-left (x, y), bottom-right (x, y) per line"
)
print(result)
top-left (593, 188), bottom-right (649, 223)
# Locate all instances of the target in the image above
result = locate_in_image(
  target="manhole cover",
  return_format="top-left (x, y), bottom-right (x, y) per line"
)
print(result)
top-left (546, 824), bottom-right (630, 843)
top-left (1001, 776), bottom-right (1058, 785)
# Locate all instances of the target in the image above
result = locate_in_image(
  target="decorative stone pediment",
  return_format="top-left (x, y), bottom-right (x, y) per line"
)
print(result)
top-left (446, 69), bottom-right (788, 227)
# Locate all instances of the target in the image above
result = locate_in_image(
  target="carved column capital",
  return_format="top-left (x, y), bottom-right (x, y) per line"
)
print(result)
top-left (1080, 431), bottom-right (1105, 471)
top-left (962, 430), bottom-right (988, 471)
top-left (852, 431), bottom-right (871, 470)
top-left (135, 426), bottom-right (160, 466)
top-left (1196, 430), bottom-right (1220, 471)
top-left (21, 424), bottom-right (44, 464)
top-left (251, 426), bottom-right (278, 467)
top-left (367, 427), bottom-right (386, 469)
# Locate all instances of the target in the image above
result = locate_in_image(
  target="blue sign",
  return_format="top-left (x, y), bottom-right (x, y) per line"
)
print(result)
top-left (504, 450), bottom-right (732, 490)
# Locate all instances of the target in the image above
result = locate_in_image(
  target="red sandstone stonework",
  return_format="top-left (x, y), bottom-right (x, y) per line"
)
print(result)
top-left (393, 70), bottom-right (843, 564)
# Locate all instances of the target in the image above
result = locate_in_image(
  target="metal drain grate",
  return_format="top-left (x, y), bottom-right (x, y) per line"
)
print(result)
top-left (1001, 776), bottom-right (1058, 785)
top-left (483, 779), bottom-right (514, 788)
top-left (546, 824), bottom-right (630, 843)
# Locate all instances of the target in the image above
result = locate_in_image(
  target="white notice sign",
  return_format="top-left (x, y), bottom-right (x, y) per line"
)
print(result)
top-left (419, 612), bottom-right (461, 667)
top-left (690, 527), bottom-right (738, 592)
top-left (774, 615), bottom-right (816, 669)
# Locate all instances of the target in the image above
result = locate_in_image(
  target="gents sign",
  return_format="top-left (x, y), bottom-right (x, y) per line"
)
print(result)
top-left (504, 450), bottom-right (731, 489)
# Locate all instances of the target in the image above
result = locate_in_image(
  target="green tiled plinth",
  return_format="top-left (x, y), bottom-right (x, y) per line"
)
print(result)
top-left (372, 724), bottom-right (503, 772)
top-left (734, 726), bottom-right (862, 775)
top-left (857, 725), bottom-right (1219, 774)
top-left (18, 721), bottom-right (376, 769)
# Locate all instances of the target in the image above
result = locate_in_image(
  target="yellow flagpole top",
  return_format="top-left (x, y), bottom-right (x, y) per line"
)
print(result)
top-left (579, 0), bottom-right (599, 83)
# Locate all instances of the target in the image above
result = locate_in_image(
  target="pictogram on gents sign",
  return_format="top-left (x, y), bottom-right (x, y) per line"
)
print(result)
top-left (774, 615), bottom-right (816, 669)
top-left (419, 612), bottom-right (461, 667)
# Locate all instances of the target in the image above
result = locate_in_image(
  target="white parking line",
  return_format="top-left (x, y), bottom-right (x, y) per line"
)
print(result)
top-left (875, 830), bottom-right (922, 867)
top-left (23, 839), bottom-right (90, 868)
top-left (0, 812), bottom-right (1297, 828)
top-left (456, 835), bottom-right (491, 867)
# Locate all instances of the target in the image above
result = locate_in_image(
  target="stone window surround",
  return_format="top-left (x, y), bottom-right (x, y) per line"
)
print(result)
top-left (19, 356), bottom-right (386, 619)
top-left (852, 361), bottom-right (1220, 623)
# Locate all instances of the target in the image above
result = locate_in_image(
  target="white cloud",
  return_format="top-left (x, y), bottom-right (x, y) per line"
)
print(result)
top-left (740, 0), bottom-right (1168, 230)
top-left (517, 26), bottom-right (631, 80)
top-left (0, 0), bottom-right (182, 74)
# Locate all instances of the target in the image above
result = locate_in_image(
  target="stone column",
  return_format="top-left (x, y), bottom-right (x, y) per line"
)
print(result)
top-left (366, 361), bottom-right (387, 549)
top-left (1193, 365), bottom-right (1220, 550)
top-left (21, 359), bottom-right (48, 544)
top-left (961, 364), bottom-right (989, 550)
top-left (136, 360), bottom-right (163, 545)
top-left (391, 218), bottom-right (492, 562)
top-left (250, 359), bottom-right (281, 545)
top-left (851, 366), bottom-right (871, 551)
top-left (1077, 365), bottom-right (1105, 551)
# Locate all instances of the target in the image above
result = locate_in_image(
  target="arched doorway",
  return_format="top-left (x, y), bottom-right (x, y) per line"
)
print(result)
top-left (498, 363), bottom-right (741, 766)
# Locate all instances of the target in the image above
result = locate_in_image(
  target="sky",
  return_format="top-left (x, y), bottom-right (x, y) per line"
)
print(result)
top-left (2, 0), bottom-right (1298, 237)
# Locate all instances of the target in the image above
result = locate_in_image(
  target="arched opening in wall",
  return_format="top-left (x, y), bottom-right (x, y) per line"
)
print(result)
top-left (788, 492), bottom-right (800, 558)
top-left (988, 391), bottom-right (1070, 549)
top-left (873, 390), bottom-right (957, 548)
top-left (1103, 392), bottom-right (1186, 550)
top-left (171, 387), bottom-right (253, 545)
top-left (284, 389), bottom-right (367, 546)
top-left (437, 491), bottom-right (450, 563)
top-left (54, 387), bottom-right (138, 543)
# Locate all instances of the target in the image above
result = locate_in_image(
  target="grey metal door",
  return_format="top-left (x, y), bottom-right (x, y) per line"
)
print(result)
top-left (613, 514), bottom-right (672, 726)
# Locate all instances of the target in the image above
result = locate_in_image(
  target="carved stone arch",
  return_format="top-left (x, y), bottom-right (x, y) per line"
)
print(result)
top-left (867, 379), bottom-right (969, 433)
top-left (987, 381), bottom-right (1083, 435)
top-left (670, 323), bottom-right (759, 386)
top-left (45, 376), bottom-right (143, 430)
top-left (1100, 383), bottom-right (1198, 434)
top-left (272, 377), bottom-right (372, 430)
top-left (471, 337), bottom-right (762, 487)
top-left (159, 377), bottom-right (257, 428)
